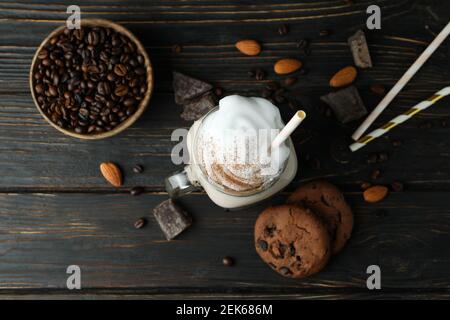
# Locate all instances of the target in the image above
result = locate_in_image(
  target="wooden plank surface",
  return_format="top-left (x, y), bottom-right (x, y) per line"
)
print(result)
top-left (0, 0), bottom-right (449, 299)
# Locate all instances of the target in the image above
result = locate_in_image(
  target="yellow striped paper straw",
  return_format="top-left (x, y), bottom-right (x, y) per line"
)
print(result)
top-left (349, 86), bottom-right (450, 152)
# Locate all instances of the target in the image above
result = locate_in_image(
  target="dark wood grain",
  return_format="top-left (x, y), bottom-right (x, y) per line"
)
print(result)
top-left (0, 0), bottom-right (449, 299)
top-left (0, 191), bottom-right (449, 291)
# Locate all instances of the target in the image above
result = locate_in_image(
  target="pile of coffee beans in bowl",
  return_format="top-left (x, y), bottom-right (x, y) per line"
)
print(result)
top-left (31, 22), bottom-right (151, 138)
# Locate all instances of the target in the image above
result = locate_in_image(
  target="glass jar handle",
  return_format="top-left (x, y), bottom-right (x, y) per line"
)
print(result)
top-left (165, 166), bottom-right (199, 198)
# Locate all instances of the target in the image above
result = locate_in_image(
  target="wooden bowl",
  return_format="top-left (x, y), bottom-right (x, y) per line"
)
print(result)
top-left (29, 19), bottom-right (153, 140)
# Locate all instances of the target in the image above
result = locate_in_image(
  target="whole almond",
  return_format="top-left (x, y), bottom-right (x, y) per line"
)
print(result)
top-left (363, 185), bottom-right (388, 203)
top-left (274, 58), bottom-right (302, 75)
top-left (329, 66), bottom-right (357, 87)
top-left (235, 39), bottom-right (261, 56)
top-left (100, 162), bottom-right (123, 187)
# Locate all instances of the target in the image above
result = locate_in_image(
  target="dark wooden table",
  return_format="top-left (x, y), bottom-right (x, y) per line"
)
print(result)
top-left (0, 0), bottom-right (449, 299)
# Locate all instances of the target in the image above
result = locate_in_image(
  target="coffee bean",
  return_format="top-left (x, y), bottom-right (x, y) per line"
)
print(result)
top-left (114, 64), bottom-right (128, 77)
top-left (32, 26), bottom-right (147, 135)
top-left (222, 256), bottom-right (234, 267)
top-left (284, 77), bottom-right (297, 86)
top-left (361, 182), bottom-right (371, 190)
top-left (255, 69), bottom-right (265, 81)
top-left (37, 49), bottom-right (48, 60)
top-left (371, 169), bottom-right (381, 180)
top-left (114, 84), bottom-right (129, 97)
top-left (366, 154), bottom-right (378, 164)
top-left (418, 121), bottom-right (432, 129)
top-left (35, 84), bottom-right (44, 94)
top-left (377, 152), bottom-right (389, 163)
top-left (319, 29), bottom-right (331, 36)
top-left (214, 87), bottom-right (223, 97)
top-left (130, 186), bottom-right (145, 196)
top-left (132, 164), bottom-right (144, 173)
top-left (278, 24), bottom-right (289, 35)
top-left (370, 84), bottom-right (386, 96)
top-left (134, 217), bottom-right (147, 229)
top-left (392, 139), bottom-right (402, 147)
top-left (391, 181), bottom-right (404, 192)
top-left (172, 44), bottom-right (182, 54)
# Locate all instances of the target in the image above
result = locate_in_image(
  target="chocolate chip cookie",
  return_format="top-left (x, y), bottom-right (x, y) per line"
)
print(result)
top-left (254, 204), bottom-right (331, 278)
top-left (287, 180), bottom-right (353, 255)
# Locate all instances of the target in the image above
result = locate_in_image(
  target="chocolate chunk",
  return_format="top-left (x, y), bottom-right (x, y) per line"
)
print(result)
top-left (153, 199), bottom-right (192, 240)
top-left (257, 239), bottom-right (268, 251)
top-left (348, 30), bottom-right (372, 68)
top-left (172, 71), bottom-right (213, 105)
top-left (180, 91), bottom-right (217, 121)
top-left (320, 86), bottom-right (367, 123)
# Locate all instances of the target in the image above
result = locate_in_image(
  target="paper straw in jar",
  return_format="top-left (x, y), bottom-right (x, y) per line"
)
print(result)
top-left (349, 86), bottom-right (450, 152)
top-left (271, 110), bottom-right (306, 151)
top-left (352, 21), bottom-right (450, 141)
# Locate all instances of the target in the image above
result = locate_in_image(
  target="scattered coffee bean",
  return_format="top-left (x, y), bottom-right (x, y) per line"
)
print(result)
top-left (371, 169), bottom-right (381, 180)
top-left (377, 152), bottom-right (389, 163)
top-left (298, 66), bottom-right (309, 75)
top-left (296, 39), bottom-right (309, 50)
top-left (391, 181), bottom-right (404, 192)
top-left (392, 139), bottom-right (402, 147)
top-left (375, 209), bottom-right (388, 218)
top-left (278, 24), bottom-right (289, 35)
top-left (134, 217), bottom-right (147, 229)
top-left (130, 186), bottom-right (145, 196)
top-left (319, 29), bottom-right (331, 37)
top-left (32, 26), bottom-right (147, 134)
top-left (261, 88), bottom-right (272, 98)
top-left (361, 182), bottom-right (372, 190)
top-left (222, 256), bottom-right (234, 267)
top-left (370, 84), bottom-right (386, 96)
top-left (214, 87), bottom-right (223, 97)
top-left (266, 81), bottom-right (279, 91)
top-left (133, 164), bottom-right (144, 173)
top-left (255, 69), bottom-right (266, 81)
top-left (366, 153), bottom-right (378, 164)
top-left (172, 44), bottom-right (182, 54)
top-left (284, 76), bottom-right (297, 86)
top-left (418, 121), bottom-right (432, 129)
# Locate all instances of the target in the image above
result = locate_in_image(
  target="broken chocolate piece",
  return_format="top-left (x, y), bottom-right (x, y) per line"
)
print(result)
top-left (153, 199), bottom-right (192, 240)
top-left (348, 30), bottom-right (372, 68)
top-left (180, 91), bottom-right (217, 121)
top-left (320, 86), bottom-right (367, 123)
top-left (173, 71), bottom-right (213, 105)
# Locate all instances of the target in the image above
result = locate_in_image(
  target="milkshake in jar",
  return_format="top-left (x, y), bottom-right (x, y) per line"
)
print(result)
top-left (165, 95), bottom-right (299, 209)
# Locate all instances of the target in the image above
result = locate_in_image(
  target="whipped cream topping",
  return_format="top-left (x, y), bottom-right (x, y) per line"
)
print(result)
top-left (196, 95), bottom-right (290, 193)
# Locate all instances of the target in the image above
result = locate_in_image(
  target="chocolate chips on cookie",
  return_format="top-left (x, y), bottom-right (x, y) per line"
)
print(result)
top-left (254, 204), bottom-right (331, 279)
top-left (254, 180), bottom-right (353, 279)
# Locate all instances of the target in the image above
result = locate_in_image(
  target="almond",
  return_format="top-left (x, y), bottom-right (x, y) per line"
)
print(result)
top-left (235, 39), bottom-right (261, 56)
top-left (329, 66), bottom-right (357, 88)
top-left (363, 185), bottom-right (388, 203)
top-left (274, 58), bottom-right (302, 75)
top-left (100, 162), bottom-right (123, 187)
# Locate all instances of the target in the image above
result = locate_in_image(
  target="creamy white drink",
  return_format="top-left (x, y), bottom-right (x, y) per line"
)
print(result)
top-left (195, 95), bottom-right (290, 195)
